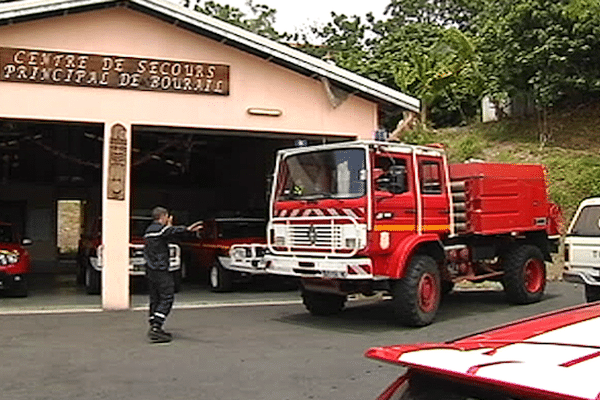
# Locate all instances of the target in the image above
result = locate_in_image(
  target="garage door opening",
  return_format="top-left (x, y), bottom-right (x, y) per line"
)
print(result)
top-left (131, 126), bottom-right (351, 287)
top-left (0, 117), bottom-right (353, 306)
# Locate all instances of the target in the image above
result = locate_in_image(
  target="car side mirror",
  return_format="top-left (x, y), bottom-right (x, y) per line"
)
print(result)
top-left (22, 238), bottom-right (32, 246)
top-left (376, 165), bottom-right (407, 194)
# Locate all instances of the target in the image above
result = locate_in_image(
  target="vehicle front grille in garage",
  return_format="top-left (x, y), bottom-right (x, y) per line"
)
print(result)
top-left (288, 224), bottom-right (342, 249)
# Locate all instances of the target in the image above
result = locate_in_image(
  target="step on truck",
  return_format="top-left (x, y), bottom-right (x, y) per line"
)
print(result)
top-left (230, 140), bottom-right (562, 326)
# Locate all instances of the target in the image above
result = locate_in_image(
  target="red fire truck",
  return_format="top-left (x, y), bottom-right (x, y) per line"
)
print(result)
top-left (230, 140), bottom-right (562, 326)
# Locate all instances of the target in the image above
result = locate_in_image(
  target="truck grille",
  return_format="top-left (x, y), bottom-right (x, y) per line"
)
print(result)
top-left (289, 224), bottom-right (343, 248)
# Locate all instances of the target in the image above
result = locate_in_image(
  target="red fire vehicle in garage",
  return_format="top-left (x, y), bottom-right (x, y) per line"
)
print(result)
top-left (0, 221), bottom-right (31, 297)
top-left (231, 140), bottom-right (563, 326)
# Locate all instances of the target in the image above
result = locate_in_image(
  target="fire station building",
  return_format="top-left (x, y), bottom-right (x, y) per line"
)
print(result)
top-left (0, 0), bottom-right (419, 309)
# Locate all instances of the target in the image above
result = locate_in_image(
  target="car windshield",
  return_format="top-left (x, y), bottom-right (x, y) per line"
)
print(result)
top-left (276, 148), bottom-right (366, 201)
top-left (0, 225), bottom-right (14, 243)
top-left (131, 218), bottom-right (152, 238)
top-left (398, 373), bottom-right (525, 400)
top-left (217, 220), bottom-right (265, 239)
top-left (570, 205), bottom-right (600, 236)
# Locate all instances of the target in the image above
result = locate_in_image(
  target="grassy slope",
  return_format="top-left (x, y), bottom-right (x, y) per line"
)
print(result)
top-left (426, 102), bottom-right (600, 221)
top-left (405, 103), bottom-right (600, 280)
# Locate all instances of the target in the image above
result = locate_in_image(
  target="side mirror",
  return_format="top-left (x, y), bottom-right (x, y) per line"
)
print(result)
top-left (22, 238), bottom-right (32, 246)
top-left (376, 165), bottom-right (407, 194)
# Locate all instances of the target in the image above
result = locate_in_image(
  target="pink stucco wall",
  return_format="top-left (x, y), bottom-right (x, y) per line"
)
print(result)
top-left (0, 6), bottom-right (381, 309)
top-left (0, 7), bottom-right (378, 138)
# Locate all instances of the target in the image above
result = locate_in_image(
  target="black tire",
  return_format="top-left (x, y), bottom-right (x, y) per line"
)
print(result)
top-left (84, 264), bottom-right (101, 295)
top-left (585, 285), bottom-right (600, 303)
top-left (441, 280), bottom-right (454, 296)
top-left (76, 252), bottom-right (85, 285)
top-left (209, 259), bottom-right (234, 292)
top-left (173, 269), bottom-right (182, 293)
top-left (9, 276), bottom-right (28, 297)
top-left (392, 255), bottom-right (441, 327)
top-left (179, 256), bottom-right (189, 282)
top-left (502, 244), bottom-right (546, 304)
top-left (301, 288), bottom-right (346, 316)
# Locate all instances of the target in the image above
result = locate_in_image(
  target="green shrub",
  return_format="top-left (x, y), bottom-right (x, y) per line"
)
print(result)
top-left (454, 136), bottom-right (483, 161)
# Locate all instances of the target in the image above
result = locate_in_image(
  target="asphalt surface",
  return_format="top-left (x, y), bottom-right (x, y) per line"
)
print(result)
top-left (0, 279), bottom-right (588, 400)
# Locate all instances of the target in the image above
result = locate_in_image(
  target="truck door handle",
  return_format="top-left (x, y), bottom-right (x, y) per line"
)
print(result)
top-left (439, 210), bottom-right (450, 215)
top-left (405, 209), bottom-right (417, 214)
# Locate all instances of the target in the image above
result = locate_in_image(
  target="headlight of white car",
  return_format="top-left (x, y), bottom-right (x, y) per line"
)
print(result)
top-left (232, 247), bottom-right (248, 260)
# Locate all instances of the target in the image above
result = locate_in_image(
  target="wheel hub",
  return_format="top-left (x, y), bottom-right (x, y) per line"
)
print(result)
top-left (418, 273), bottom-right (438, 313)
top-left (524, 258), bottom-right (544, 293)
top-left (210, 266), bottom-right (219, 288)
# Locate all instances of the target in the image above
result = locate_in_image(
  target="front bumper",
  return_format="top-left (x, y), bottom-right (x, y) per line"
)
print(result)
top-left (227, 244), bottom-right (268, 275)
top-left (0, 272), bottom-right (26, 289)
top-left (90, 244), bottom-right (181, 275)
top-left (563, 268), bottom-right (600, 286)
top-left (265, 255), bottom-right (373, 280)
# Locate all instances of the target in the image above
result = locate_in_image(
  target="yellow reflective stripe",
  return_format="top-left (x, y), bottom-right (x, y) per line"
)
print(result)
top-left (374, 225), bottom-right (450, 232)
top-left (374, 225), bottom-right (415, 232)
top-left (202, 244), bottom-right (230, 250)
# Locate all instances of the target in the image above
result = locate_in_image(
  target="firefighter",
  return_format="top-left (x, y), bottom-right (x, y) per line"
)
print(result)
top-left (143, 206), bottom-right (202, 343)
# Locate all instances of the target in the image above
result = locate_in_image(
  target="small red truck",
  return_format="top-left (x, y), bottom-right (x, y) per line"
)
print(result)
top-left (230, 140), bottom-right (562, 326)
top-left (0, 221), bottom-right (31, 297)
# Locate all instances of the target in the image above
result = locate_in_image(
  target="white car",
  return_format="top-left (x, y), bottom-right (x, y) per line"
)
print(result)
top-left (563, 197), bottom-right (600, 301)
top-left (366, 301), bottom-right (600, 400)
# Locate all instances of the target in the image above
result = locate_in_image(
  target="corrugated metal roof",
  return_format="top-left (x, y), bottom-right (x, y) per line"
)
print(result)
top-left (0, 0), bottom-right (420, 113)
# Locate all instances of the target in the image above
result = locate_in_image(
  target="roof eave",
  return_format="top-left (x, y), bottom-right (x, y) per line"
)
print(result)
top-left (0, 0), bottom-right (421, 113)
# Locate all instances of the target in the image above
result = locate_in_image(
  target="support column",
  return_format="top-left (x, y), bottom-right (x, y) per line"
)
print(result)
top-left (101, 121), bottom-right (131, 310)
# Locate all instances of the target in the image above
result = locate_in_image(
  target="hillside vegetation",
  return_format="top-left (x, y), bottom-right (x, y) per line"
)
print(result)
top-left (405, 102), bottom-right (600, 222)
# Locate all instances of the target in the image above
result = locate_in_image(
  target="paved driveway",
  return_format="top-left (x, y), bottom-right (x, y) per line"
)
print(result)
top-left (0, 280), bottom-right (587, 400)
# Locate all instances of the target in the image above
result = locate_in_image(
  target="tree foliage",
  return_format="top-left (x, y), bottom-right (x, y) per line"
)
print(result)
top-left (184, 0), bottom-right (600, 128)
top-left (191, 0), bottom-right (286, 41)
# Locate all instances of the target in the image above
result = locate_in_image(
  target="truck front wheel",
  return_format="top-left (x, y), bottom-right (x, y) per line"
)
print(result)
top-left (502, 244), bottom-right (546, 304)
top-left (209, 259), bottom-right (234, 292)
top-left (392, 255), bottom-right (441, 327)
top-left (585, 285), bottom-right (600, 302)
top-left (301, 289), bottom-right (346, 316)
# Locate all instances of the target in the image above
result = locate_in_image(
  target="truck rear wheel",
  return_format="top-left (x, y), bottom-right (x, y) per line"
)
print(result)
top-left (502, 244), bottom-right (546, 304)
top-left (392, 255), bottom-right (441, 327)
top-left (585, 285), bottom-right (600, 302)
top-left (301, 289), bottom-right (346, 316)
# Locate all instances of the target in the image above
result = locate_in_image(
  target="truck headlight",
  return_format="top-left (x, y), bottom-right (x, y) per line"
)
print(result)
top-left (274, 236), bottom-right (286, 246)
top-left (232, 248), bottom-right (248, 260)
top-left (345, 238), bottom-right (357, 249)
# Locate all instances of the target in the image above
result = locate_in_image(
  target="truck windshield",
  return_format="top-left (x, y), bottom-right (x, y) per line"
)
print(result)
top-left (570, 205), bottom-right (600, 236)
top-left (276, 148), bottom-right (366, 200)
top-left (0, 225), bottom-right (14, 243)
top-left (217, 220), bottom-right (266, 239)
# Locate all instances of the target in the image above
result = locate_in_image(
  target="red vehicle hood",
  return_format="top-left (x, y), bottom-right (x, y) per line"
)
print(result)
top-left (0, 243), bottom-right (25, 253)
top-left (131, 237), bottom-right (144, 245)
top-left (366, 302), bottom-right (600, 400)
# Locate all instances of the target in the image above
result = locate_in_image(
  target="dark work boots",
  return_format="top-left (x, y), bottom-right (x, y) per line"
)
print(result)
top-left (147, 324), bottom-right (172, 343)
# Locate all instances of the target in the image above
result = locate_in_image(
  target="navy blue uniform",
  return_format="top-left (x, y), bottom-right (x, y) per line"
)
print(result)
top-left (143, 221), bottom-right (186, 328)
